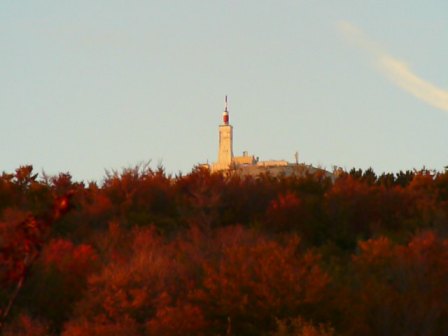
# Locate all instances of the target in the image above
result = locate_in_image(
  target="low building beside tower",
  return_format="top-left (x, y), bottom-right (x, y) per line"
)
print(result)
top-left (206, 97), bottom-right (333, 179)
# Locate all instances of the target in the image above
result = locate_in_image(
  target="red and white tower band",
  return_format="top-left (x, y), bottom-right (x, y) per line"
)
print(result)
top-left (217, 95), bottom-right (234, 169)
top-left (223, 95), bottom-right (229, 125)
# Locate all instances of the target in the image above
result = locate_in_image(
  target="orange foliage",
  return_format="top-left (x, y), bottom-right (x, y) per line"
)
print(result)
top-left (341, 232), bottom-right (448, 335)
top-left (63, 228), bottom-right (190, 334)
top-left (3, 165), bottom-right (448, 334)
top-left (273, 317), bottom-right (335, 336)
top-left (61, 226), bottom-right (329, 335)
top-left (146, 303), bottom-right (207, 335)
top-left (2, 314), bottom-right (49, 336)
top-left (266, 192), bottom-right (303, 232)
top-left (63, 317), bottom-right (139, 336)
top-left (192, 226), bottom-right (329, 333)
top-left (41, 239), bottom-right (98, 279)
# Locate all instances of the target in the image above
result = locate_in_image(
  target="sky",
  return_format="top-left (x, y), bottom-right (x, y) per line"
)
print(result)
top-left (1, 1), bottom-right (447, 182)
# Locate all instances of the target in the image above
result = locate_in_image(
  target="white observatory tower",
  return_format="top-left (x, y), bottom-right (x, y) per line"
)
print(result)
top-left (217, 95), bottom-right (234, 169)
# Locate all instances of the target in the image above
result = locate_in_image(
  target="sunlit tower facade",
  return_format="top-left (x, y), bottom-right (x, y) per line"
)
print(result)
top-left (217, 96), bottom-right (234, 169)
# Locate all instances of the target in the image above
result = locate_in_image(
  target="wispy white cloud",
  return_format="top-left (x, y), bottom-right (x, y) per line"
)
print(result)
top-left (338, 21), bottom-right (448, 112)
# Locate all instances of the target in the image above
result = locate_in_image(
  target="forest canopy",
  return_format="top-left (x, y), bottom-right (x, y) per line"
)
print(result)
top-left (1, 164), bottom-right (448, 335)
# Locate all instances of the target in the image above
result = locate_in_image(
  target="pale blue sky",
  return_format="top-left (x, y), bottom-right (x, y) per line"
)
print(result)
top-left (1, 1), bottom-right (447, 182)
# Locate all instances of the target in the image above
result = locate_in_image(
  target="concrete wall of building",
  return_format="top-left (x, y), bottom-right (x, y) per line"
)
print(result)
top-left (217, 125), bottom-right (233, 169)
top-left (235, 163), bottom-right (333, 179)
top-left (233, 155), bottom-right (256, 165)
top-left (257, 160), bottom-right (289, 167)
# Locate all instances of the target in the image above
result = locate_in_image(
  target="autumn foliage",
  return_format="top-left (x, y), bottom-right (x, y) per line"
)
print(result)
top-left (1, 164), bottom-right (448, 334)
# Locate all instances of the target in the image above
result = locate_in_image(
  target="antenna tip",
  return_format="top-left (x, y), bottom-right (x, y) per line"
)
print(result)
top-left (224, 95), bottom-right (228, 111)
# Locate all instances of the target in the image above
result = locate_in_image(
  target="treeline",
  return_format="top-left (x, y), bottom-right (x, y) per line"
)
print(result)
top-left (1, 164), bottom-right (448, 335)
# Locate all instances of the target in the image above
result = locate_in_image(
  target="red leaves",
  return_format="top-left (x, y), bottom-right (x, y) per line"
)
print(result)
top-left (199, 228), bottom-right (328, 329)
top-left (146, 303), bottom-right (207, 335)
top-left (41, 239), bottom-right (98, 277)
top-left (341, 232), bottom-right (448, 335)
top-left (57, 196), bottom-right (69, 214)
top-left (2, 314), bottom-right (49, 336)
top-left (266, 192), bottom-right (304, 232)
top-left (63, 226), bottom-right (329, 335)
top-left (0, 191), bottom-right (74, 286)
top-left (0, 210), bottom-right (43, 284)
top-left (3, 165), bottom-right (448, 334)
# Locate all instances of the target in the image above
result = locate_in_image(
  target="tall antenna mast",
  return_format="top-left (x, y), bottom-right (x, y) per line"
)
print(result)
top-left (222, 95), bottom-right (229, 125)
